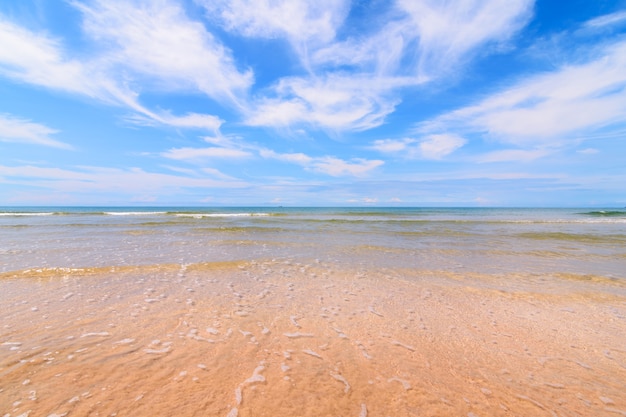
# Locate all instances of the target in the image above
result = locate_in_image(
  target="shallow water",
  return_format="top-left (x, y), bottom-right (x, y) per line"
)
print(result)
top-left (1, 207), bottom-right (625, 277)
top-left (2, 261), bottom-right (626, 416)
top-left (1, 207), bottom-right (626, 416)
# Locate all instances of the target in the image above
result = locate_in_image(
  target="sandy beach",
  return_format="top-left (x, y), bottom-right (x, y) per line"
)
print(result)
top-left (2, 260), bottom-right (625, 416)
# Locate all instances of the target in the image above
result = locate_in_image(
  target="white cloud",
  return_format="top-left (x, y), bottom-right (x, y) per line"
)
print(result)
top-left (155, 113), bottom-right (223, 131)
top-left (260, 148), bottom-right (383, 177)
top-left (419, 39), bottom-right (626, 147)
top-left (125, 111), bottom-right (223, 132)
top-left (0, 17), bottom-right (105, 98)
top-left (0, 6), bottom-right (233, 133)
top-left (199, 0), bottom-right (396, 132)
top-left (246, 74), bottom-right (400, 131)
top-left (0, 114), bottom-right (71, 149)
top-left (418, 134), bottom-right (467, 159)
top-left (198, 0), bottom-right (349, 46)
top-left (311, 157), bottom-right (384, 177)
top-left (74, 0), bottom-right (253, 105)
top-left (397, 0), bottom-right (534, 78)
top-left (161, 165), bottom-right (237, 181)
top-left (311, 21), bottom-right (409, 76)
top-left (369, 134), bottom-right (465, 160)
top-left (369, 138), bottom-right (417, 153)
top-left (313, 0), bottom-right (533, 79)
top-left (161, 147), bottom-right (251, 161)
top-left (240, 0), bottom-right (532, 131)
top-left (246, 99), bottom-right (309, 128)
top-left (583, 10), bottom-right (626, 29)
top-left (0, 15), bottom-right (149, 120)
top-left (259, 149), bottom-right (313, 165)
top-left (201, 167), bottom-right (238, 180)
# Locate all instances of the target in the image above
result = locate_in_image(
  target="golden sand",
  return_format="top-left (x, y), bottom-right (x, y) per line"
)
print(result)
top-left (1, 261), bottom-right (626, 416)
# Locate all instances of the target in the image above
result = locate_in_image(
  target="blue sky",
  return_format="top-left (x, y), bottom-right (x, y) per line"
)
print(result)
top-left (1, 0), bottom-right (625, 206)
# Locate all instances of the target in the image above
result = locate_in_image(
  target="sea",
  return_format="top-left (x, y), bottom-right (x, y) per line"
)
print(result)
top-left (2, 207), bottom-right (626, 416)
top-left (1, 206), bottom-right (625, 277)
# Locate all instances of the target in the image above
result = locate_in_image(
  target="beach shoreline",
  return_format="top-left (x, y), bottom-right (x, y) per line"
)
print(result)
top-left (2, 260), bottom-right (625, 416)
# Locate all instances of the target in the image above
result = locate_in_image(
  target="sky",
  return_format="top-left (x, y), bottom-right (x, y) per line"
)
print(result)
top-left (1, 0), bottom-right (626, 207)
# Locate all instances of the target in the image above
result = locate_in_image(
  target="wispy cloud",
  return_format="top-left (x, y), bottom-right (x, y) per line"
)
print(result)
top-left (369, 138), bottom-right (417, 153)
top-left (260, 149), bottom-right (383, 177)
top-left (583, 10), bottom-right (626, 30)
top-left (311, 156), bottom-right (384, 177)
top-left (397, 0), bottom-right (534, 79)
top-left (310, 20), bottom-right (409, 75)
top-left (125, 112), bottom-right (223, 133)
top-left (418, 39), bottom-right (626, 150)
top-left (0, 113), bottom-right (72, 149)
top-left (0, 4), bottom-right (236, 133)
top-left (246, 74), bottom-right (400, 131)
top-left (2, 0), bottom-right (533, 135)
top-left (0, 17), bottom-right (104, 97)
top-left (74, 0), bottom-right (253, 106)
top-left (0, 164), bottom-right (248, 196)
top-left (208, 0), bottom-right (533, 131)
top-left (418, 134), bottom-right (467, 159)
top-left (369, 134), bottom-right (466, 159)
top-left (161, 146), bottom-right (252, 161)
top-left (309, 0), bottom-right (532, 82)
top-left (259, 149), bottom-right (312, 165)
top-left (161, 164), bottom-right (239, 181)
top-left (199, 0), bottom-right (349, 47)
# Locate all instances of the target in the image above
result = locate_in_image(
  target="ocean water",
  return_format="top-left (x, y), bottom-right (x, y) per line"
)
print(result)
top-left (2, 207), bottom-right (626, 416)
top-left (1, 206), bottom-right (625, 277)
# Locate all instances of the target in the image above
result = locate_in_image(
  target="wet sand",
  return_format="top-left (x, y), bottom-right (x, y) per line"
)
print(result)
top-left (2, 260), bottom-right (626, 416)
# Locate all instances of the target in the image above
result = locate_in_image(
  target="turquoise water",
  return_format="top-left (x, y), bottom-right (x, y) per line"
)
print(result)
top-left (1, 207), bottom-right (625, 278)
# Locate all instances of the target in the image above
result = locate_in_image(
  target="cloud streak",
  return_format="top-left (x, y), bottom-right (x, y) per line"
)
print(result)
top-left (260, 149), bottom-right (383, 177)
top-left (369, 134), bottom-right (466, 160)
top-left (0, 164), bottom-right (248, 196)
top-left (0, 114), bottom-right (71, 149)
top-left (583, 10), bottom-right (626, 30)
top-left (418, 38), bottom-right (626, 154)
top-left (161, 146), bottom-right (252, 161)
top-left (199, 0), bottom-right (349, 47)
